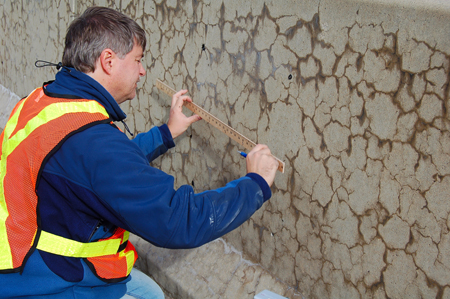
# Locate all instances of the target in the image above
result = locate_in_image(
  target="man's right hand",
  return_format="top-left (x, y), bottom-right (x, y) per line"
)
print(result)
top-left (245, 144), bottom-right (279, 187)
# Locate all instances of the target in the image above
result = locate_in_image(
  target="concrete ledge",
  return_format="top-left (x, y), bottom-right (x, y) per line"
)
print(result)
top-left (356, 0), bottom-right (450, 11)
top-left (130, 235), bottom-right (302, 299)
top-left (0, 84), bottom-right (20, 131)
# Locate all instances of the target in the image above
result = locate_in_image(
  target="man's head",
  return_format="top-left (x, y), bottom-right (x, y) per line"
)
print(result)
top-left (62, 6), bottom-right (146, 73)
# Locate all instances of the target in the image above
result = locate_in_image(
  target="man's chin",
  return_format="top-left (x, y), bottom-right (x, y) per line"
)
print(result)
top-left (125, 91), bottom-right (137, 102)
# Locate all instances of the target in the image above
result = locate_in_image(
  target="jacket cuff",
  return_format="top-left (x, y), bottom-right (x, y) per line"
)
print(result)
top-left (246, 173), bottom-right (272, 201)
top-left (158, 124), bottom-right (175, 149)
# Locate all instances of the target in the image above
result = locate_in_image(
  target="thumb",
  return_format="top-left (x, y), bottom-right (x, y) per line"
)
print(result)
top-left (187, 114), bottom-right (202, 125)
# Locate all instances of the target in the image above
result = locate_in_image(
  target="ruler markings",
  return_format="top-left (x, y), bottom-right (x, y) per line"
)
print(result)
top-left (156, 79), bottom-right (285, 173)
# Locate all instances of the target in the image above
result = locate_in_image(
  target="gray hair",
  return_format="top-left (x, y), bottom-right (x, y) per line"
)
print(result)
top-left (62, 6), bottom-right (146, 73)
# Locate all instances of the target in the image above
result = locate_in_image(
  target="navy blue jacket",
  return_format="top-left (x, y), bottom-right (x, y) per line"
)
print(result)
top-left (1, 67), bottom-right (271, 298)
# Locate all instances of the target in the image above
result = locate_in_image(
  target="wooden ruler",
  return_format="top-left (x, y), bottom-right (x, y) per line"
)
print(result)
top-left (156, 79), bottom-right (285, 173)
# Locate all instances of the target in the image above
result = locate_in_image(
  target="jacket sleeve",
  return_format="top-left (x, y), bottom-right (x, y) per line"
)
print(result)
top-left (47, 124), bottom-right (271, 249)
top-left (131, 124), bottom-right (175, 163)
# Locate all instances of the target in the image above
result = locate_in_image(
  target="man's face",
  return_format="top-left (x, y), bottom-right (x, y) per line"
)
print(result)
top-left (111, 43), bottom-right (146, 104)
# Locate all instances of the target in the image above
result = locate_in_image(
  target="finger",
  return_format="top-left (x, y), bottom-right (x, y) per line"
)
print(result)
top-left (186, 114), bottom-right (202, 125)
top-left (258, 148), bottom-right (272, 157)
top-left (178, 95), bottom-right (192, 106)
top-left (180, 96), bottom-right (193, 103)
top-left (250, 144), bottom-right (269, 154)
top-left (172, 89), bottom-right (188, 107)
top-left (173, 96), bottom-right (192, 111)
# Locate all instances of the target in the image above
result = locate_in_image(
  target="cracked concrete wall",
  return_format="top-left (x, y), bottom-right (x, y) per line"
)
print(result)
top-left (2, 0), bottom-right (450, 298)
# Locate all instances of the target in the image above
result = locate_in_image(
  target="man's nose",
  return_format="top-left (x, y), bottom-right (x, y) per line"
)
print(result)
top-left (140, 64), bottom-right (146, 76)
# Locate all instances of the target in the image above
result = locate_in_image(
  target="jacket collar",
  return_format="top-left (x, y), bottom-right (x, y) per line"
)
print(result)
top-left (45, 67), bottom-right (127, 121)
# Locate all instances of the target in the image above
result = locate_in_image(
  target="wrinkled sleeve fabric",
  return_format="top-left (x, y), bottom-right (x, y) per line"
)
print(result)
top-left (131, 124), bottom-right (175, 162)
top-left (49, 124), bottom-right (271, 249)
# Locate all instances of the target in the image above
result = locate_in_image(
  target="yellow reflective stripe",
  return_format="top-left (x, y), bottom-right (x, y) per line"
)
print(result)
top-left (37, 231), bottom-right (121, 258)
top-left (0, 97), bottom-right (108, 269)
top-left (3, 101), bottom-right (108, 160)
top-left (123, 230), bottom-right (130, 242)
top-left (0, 97), bottom-right (27, 269)
top-left (119, 230), bottom-right (135, 275)
top-left (3, 95), bottom-right (28, 138)
top-left (121, 247), bottom-right (135, 275)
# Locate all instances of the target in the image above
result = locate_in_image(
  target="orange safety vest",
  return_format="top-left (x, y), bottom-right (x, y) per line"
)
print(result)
top-left (0, 87), bottom-right (137, 281)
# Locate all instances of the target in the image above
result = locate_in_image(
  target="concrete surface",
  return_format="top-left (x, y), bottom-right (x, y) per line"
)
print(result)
top-left (1, 0), bottom-right (450, 298)
top-left (0, 84), bottom-right (20, 131)
top-left (131, 235), bottom-right (300, 298)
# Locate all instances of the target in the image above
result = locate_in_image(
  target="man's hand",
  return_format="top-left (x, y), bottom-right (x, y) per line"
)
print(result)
top-left (167, 89), bottom-right (201, 139)
top-left (246, 144), bottom-right (279, 187)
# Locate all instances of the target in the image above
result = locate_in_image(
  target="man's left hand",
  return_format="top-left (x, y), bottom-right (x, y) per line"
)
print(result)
top-left (167, 89), bottom-right (202, 139)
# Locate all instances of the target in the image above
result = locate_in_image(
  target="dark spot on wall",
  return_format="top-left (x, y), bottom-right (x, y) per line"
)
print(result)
top-left (346, 136), bottom-right (353, 155)
top-left (356, 54), bottom-right (363, 72)
top-left (288, 74), bottom-right (292, 80)
top-left (358, 107), bottom-right (366, 126)
top-left (189, 22), bottom-right (198, 36)
top-left (285, 20), bottom-right (303, 40)
top-left (312, 13), bottom-right (321, 35)
top-left (320, 138), bottom-right (327, 151)
top-left (202, 44), bottom-right (206, 51)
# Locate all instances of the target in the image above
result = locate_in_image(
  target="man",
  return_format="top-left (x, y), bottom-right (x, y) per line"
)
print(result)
top-left (0, 6), bottom-right (278, 299)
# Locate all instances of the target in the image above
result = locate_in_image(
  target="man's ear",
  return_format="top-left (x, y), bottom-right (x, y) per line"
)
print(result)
top-left (98, 48), bottom-right (115, 75)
